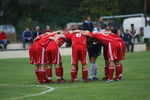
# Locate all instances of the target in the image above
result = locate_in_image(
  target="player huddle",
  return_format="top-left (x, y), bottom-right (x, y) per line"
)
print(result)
top-left (29, 26), bottom-right (125, 84)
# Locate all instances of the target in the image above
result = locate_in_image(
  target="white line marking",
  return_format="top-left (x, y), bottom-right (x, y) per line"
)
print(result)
top-left (0, 84), bottom-right (55, 100)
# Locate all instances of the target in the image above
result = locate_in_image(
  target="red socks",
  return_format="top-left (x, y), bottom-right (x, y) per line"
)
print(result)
top-left (46, 68), bottom-right (53, 83)
top-left (75, 66), bottom-right (78, 79)
top-left (36, 70), bottom-right (47, 83)
top-left (60, 67), bottom-right (63, 79)
top-left (56, 67), bottom-right (63, 83)
top-left (70, 69), bottom-right (76, 82)
top-left (116, 63), bottom-right (123, 80)
top-left (105, 67), bottom-right (109, 78)
top-left (108, 66), bottom-right (114, 80)
top-left (82, 67), bottom-right (88, 82)
top-left (35, 69), bottom-right (41, 83)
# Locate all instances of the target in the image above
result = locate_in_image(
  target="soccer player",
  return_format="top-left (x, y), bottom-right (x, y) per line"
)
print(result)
top-left (81, 30), bottom-right (125, 82)
top-left (29, 31), bottom-right (60, 83)
top-left (57, 27), bottom-right (92, 83)
top-left (45, 31), bottom-right (66, 83)
top-left (87, 37), bottom-right (102, 81)
top-left (108, 32), bottom-right (125, 80)
top-left (101, 29), bottom-right (125, 81)
top-left (94, 32), bottom-right (125, 82)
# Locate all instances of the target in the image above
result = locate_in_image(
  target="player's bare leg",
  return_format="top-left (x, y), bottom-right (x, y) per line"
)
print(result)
top-left (46, 64), bottom-right (53, 83)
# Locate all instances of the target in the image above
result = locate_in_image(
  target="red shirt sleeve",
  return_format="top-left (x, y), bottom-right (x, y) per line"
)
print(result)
top-left (65, 33), bottom-right (72, 40)
top-left (58, 38), bottom-right (66, 47)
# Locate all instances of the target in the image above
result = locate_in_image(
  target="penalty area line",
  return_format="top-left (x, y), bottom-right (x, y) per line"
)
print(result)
top-left (0, 84), bottom-right (55, 100)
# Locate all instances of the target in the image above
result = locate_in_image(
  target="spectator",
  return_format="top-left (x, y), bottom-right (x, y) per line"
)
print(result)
top-left (108, 19), bottom-right (116, 27)
top-left (137, 27), bottom-right (144, 43)
top-left (130, 24), bottom-right (139, 43)
top-left (0, 30), bottom-right (8, 49)
top-left (43, 25), bottom-right (52, 33)
top-left (32, 26), bottom-right (42, 39)
top-left (83, 16), bottom-right (94, 32)
top-left (102, 25), bottom-right (111, 32)
top-left (97, 17), bottom-right (105, 29)
top-left (117, 29), bottom-right (124, 39)
top-left (22, 27), bottom-right (33, 49)
top-left (123, 29), bottom-right (134, 52)
top-left (93, 24), bottom-right (102, 32)
top-left (110, 26), bottom-right (118, 34)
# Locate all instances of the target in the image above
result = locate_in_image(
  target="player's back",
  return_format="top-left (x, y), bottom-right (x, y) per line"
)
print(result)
top-left (92, 33), bottom-right (114, 46)
top-left (71, 32), bottom-right (87, 46)
top-left (37, 33), bottom-right (56, 47)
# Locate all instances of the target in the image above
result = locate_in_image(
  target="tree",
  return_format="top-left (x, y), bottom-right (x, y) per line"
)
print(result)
top-left (118, 0), bottom-right (143, 15)
top-left (80, 0), bottom-right (119, 19)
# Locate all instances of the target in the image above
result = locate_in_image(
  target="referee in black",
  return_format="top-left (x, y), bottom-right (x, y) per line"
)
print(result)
top-left (83, 17), bottom-right (102, 80)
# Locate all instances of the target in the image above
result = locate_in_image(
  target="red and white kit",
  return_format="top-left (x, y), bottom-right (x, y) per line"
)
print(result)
top-left (46, 38), bottom-right (65, 64)
top-left (92, 33), bottom-right (122, 61)
top-left (65, 32), bottom-right (89, 65)
top-left (29, 33), bottom-right (56, 64)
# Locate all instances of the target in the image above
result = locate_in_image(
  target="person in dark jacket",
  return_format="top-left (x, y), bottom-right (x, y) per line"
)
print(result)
top-left (123, 29), bottom-right (134, 52)
top-left (22, 27), bottom-right (33, 48)
top-left (32, 26), bottom-right (42, 40)
top-left (83, 17), bottom-right (93, 32)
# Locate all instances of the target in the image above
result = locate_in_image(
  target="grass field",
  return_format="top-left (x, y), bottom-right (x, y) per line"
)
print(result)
top-left (0, 51), bottom-right (150, 100)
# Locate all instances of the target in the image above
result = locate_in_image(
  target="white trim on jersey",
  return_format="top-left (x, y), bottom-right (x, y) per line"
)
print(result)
top-left (41, 47), bottom-right (45, 64)
top-left (57, 47), bottom-right (60, 64)
top-left (86, 50), bottom-right (88, 64)
top-left (108, 42), bottom-right (114, 61)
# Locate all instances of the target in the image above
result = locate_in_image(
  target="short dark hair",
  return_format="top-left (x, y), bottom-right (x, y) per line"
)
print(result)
top-left (131, 24), bottom-right (134, 26)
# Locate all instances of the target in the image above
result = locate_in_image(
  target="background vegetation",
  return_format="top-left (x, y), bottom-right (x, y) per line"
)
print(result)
top-left (0, 0), bottom-right (150, 39)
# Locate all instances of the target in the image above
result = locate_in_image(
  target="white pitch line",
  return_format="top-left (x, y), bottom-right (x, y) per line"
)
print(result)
top-left (0, 84), bottom-right (55, 100)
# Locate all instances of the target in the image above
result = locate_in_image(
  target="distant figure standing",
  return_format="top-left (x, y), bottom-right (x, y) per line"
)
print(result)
top-left (43, 25), bottom-right (52, 33)
top-left (93, 24), bottom-right (102, 32)
top-left (97, 17), bottom-right (105, 29)
top-left (130, 24), bottom-right (138, 43)
top-left (32, 26), bottom-right (42, 39)
top-left (123, 29), bottom-right (134, 52)
top-left (83, 17), bottom-right (101, 80)
top-left (110, 26), bottom-right (118, 34)
top-left (83, 16), bottom-right (93, 32)
top-left (22, 27), bottom-right (33, 48)
top-left (0, 30), bottom-right (8, 49)
top-left (108, 19), bottom-right (116, 27)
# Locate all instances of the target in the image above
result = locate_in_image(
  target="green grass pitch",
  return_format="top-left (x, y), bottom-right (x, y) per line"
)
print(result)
top-left (0, 51), bottom-right (150, 100)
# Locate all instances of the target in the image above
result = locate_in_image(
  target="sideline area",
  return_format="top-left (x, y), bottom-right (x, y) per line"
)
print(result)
top-left (0, 42), bottom-right (146, 59)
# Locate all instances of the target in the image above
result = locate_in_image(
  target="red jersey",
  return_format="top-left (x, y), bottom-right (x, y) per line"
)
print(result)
top-left (43, 29), bottom-right (52, 33)
top-left (92, 33), bottom-right (115, 46)
top-left (57, 38), bottom-right (65, 47)
top-left (65, 32), bottom-right (87, 46)
top-left (48, 37), bottom-right (65, 47)
top-left (109, 33), bottom-right (123, 42)
top-left (36, 33), bottom-right (56, 47)
top-left (0, 32), bottom-right (7, 40)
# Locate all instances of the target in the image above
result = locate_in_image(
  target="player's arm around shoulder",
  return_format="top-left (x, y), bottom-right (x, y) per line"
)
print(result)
top-left (80, 31), bottom-right (93, 38)
top-left (33, 35), bottom-right (40, 42)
